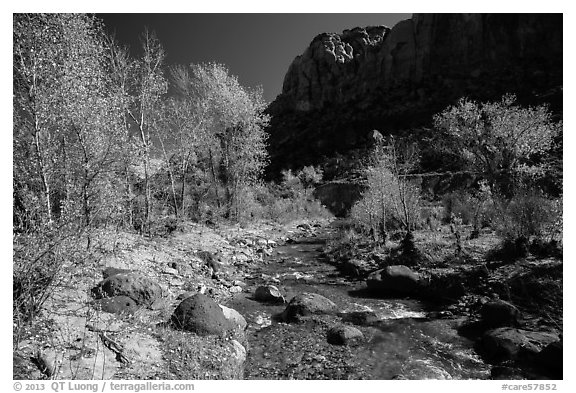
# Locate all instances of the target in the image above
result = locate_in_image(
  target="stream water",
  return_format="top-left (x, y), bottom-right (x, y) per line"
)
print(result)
top-left (224, 223), bottom-right (491, 380)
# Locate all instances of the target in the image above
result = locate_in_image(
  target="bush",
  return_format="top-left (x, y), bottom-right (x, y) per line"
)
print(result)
top-left (235, 168), bottom-right (331, 224)
top-left (13, 225), bottom-right (86, 346)
top-left (492, 190), bottom-right (561, 241)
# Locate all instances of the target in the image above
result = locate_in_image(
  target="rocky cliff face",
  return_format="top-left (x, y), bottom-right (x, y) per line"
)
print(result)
top-left (266, 14), bottom-right (562, 177)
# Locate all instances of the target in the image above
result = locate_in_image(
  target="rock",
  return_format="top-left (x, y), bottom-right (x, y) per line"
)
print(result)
top-left (536, 340), bottom-right (562, 378)
top-left (256, 238), bottom-right (268, 247)
top-left (340, 258), bottom-right (376, 277)
top-left (366, 265), bottom-right (422, 296)
top-left (297, 223), bottom-right (313, 231)
top-left (490, 365), bottom-right (525, 380)
top-left (230, 339), bottom-right (247, 364)
top-left (281, 293), bottom-right (337, 322)
top-left (176, 291), bottom-right (196, 301)
top-left (480, 299), bottom-right (521, 328)
top-left (171, 294), bottom-right (233, 336)
top-left (196, 250), bottom-right (224, 272)
top-left (229, 285), bottom-right (243, 293)
top-left (102, 267), bottom-right (133, 279)
top-left (219, 305), bottom-right (247, 331)
top-left (480, 327), bottom-right (559, 363)
top-left (94, 295), bottom-right (138, 315)
top-left (340, 310), bottom-right (379, 325)
top-left (92, 273), bottom-right (162, 307)
top-left (254, 285), bottom-right (285, 303)
top-left (327, 325), bottom-right (364, 345)
top-left (162, 267), bottom-right (179, 276)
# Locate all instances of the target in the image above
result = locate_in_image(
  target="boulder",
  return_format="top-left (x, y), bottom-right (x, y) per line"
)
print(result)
top-left (219, 305), bottom-right (247, 331)
top-left (341, 258), bottom-right (376, 277)
top-left (92, 273), bottom-right (162, 307)
top-left (94, 295), bottom-right (138, 315)
top-left (327, 325), bottom-right (364, 345)
top-left (480, 299), bottom-right (521, 328)
top-left (254, 285), bottom-right (285, 303)
top-left (536, 340), bottom-right (563, 378)
top-left (102, 267), bottom-right (133, 279)
top-left (171, 294), bottom-right (233, 336)
top-left (230, 339), bottom-right (247, 364)
top-left (479, 327), bottom-right (559, 363)
top-left (366, 265), bottom-right (422, 296)
top-left (281, 293), bottom-right (338, 322)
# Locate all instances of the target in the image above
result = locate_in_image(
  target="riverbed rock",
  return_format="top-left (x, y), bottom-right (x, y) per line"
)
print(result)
top-left (327, 325), bottom-right (364, 345)
top-left (479, 327), bottom-right (559, 363)
top-left (536, 340), bottom-right (563, 378)
top-left (480, 299), bottom-right (521, 328)
top-left (102, 267), bottom-right (133, 279)
top-left (341, 258), bottom-right (376, 277)
top-left (219, 304), bottom-right (247, 331)
top-left (171, 293), bottom-right (233, 336)
top-left (281, 293), bottom-right (338, 322)
top-left (92, 272), bottom-right (162, 307)
top-left (94, 295), bottom-right (138, 315)
top-left (366, 265), bottom-right (422, 296)
top-left (230, 339), bottom-right (247, 364)
top-left (254, 285), bottom-right (285, 303)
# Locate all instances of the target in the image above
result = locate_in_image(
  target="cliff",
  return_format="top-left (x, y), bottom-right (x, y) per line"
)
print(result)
top-left (266, 13), bottom-right (562, 177)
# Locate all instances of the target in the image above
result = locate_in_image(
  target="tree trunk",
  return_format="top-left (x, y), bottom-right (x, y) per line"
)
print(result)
top-left (33, 118), bottom-right (52, 223)
top-left (208, 148), bottom-right (221, 210)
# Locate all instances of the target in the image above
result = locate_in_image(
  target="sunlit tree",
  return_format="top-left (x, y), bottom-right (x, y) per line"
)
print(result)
top-left (433, 94), bottom-right (562, 196)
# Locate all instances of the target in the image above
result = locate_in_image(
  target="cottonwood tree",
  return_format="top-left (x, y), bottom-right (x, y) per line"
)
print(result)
top-left (104, 36), bottom-right (140, 227)
top-left (14, 14), bottom-right (126, 229)
top-left (13, 14), bottom-right (127, 327)
top-left (122, 29), bottom-right (168, 232)
top-left (14, 14), bottom-right (66, 225)
top-left (169, 62), bottom-right (269, 221)
top-left (433, 94), bottom-right (562, 196)
top-left (156, 95), bottom-right (208, 218)
top-left (351, 136), bottom-right (421, 241)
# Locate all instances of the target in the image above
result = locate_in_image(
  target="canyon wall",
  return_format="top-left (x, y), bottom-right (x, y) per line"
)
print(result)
top-left (266, 14), bottom-right (562, 177)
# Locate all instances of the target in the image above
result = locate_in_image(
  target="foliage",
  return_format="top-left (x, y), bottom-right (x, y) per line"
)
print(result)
top-left (161, 62), bottom-right (269, 221)
top-left (254, 167), bottom-right (330, 224)
top-left (433, 94), bottom-right (562, 196)
top-left (442, 180), bottom-right (494, 231)
top-left (350, 137), bottom-right (421, 240)
top-left (14, 14), bottom-right (128, 230)
top-left (492, 189), bottom-right (562, 242)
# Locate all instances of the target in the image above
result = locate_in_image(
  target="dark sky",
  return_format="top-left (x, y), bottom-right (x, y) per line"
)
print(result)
top-left (97, 13), bottom-right (412, 103)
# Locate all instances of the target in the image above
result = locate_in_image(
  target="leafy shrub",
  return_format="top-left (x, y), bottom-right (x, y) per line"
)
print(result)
top-left (237, 168), bottom-right (331, 224)
top-left (492, 190), bottom-right (561, 241)
top-left (13, 225), bottom-right (85, 347)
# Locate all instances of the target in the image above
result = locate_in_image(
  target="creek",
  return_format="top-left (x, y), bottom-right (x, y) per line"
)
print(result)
top-left (225, 222), bottom-right (491, 379)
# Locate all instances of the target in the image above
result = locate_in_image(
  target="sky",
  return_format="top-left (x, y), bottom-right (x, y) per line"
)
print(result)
top-left (97, 14), bottom-right (412, 103)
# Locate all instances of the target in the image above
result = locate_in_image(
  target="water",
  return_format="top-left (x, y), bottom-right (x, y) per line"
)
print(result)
top-left (224, 223), bottom-right (490, 380)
